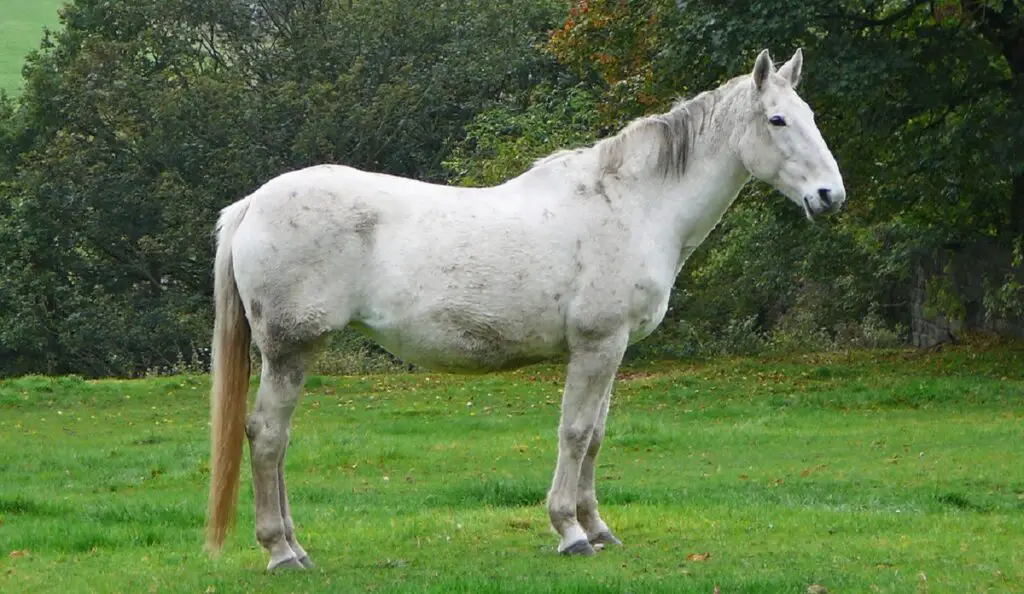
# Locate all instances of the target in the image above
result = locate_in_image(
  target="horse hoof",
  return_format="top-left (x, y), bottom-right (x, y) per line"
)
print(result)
top-left (297, 555), bottom-right (316, 569)
top-left (267, 556), bottom-right (305, 572)
top-left (560, 539), bottom-right (597, 556)
top-left (590, 531), bottom-right (622, 546)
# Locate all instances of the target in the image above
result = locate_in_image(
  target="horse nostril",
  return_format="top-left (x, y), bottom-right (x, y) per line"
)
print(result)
top-left (818, 188), bottom-right (832, 206)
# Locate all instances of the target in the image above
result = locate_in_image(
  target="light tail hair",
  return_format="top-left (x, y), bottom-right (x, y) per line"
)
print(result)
top-left (205, 198), bottom-right (252, 554)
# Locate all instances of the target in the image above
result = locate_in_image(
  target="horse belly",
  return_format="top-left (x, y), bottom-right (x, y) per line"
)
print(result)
top-left (352, 303), bottom-right (568, 373)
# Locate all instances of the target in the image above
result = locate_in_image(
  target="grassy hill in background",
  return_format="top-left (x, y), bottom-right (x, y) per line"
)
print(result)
top-left (0, 0), bottom-right (64, 95)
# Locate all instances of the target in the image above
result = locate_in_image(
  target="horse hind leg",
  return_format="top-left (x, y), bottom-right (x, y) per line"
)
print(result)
top-left (576, 384), bottom-right (622, 548)
top-left (278, 439), bottom-right (315, 568)
top-left (246, 348), bottom-right (314, 571)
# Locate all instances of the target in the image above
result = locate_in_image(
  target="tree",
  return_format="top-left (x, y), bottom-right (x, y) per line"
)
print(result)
top-left (447, 0), bottom-right (1022, 351)
top-left (0, 0), bottom-right (569, 376)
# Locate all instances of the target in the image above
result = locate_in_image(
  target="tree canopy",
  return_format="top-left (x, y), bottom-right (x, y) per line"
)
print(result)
top-left (1, 0), bottom-right (1020, 376)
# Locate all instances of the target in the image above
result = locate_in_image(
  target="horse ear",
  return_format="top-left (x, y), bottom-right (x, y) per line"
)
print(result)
top-left (752, 49), bottom-right (773, 92)
top-left (777, 48), bottom-right (803, 88)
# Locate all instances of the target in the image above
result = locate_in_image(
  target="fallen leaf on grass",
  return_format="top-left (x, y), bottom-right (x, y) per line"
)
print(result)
top-left (8, 550), bottom-right (29, 558)
top-left (686, 552), bottom-right (711, 562)
top-left (506, 518), bottom-right (533, 530)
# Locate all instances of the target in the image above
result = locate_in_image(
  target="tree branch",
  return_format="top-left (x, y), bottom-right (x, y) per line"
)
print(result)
top-left (821, 1), bottom-right (930, 29)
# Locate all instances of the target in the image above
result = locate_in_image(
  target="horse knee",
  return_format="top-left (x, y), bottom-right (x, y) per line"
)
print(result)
top-left (559, 424), bottom-right (594, 459)
top-left (246, 413), bottom-right (286, 462)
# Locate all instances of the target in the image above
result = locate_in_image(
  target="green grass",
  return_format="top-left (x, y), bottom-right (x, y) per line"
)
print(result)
top-left (1, 347), bottom-right (1022, 592)
top-left (0, 0), bottom-right (64, 95)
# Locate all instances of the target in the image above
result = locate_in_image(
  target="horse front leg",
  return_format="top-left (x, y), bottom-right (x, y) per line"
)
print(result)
top-left (548, 332), bottom-right (627, 555)
top-left (576, 383), bottom-right (621, 547)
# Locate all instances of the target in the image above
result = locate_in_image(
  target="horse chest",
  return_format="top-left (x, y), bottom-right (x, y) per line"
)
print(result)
top-left (625, 276), bottom-right (672, 343)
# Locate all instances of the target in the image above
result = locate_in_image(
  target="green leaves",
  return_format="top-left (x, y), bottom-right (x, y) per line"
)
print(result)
top-left (444, 84), bottom-right (599, 187)
top-left (0, 0), bottom-right (568, 376)
top-left (541, 0), bottom-right (1024, 349)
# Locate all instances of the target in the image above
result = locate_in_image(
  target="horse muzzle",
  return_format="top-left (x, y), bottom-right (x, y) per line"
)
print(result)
top-left (802, 185), bottom-right (845, 218)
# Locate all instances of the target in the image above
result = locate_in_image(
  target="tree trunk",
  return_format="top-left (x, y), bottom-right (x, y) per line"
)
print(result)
top-left (961, 0), bottom-right (1024, 233)
top-left (1014, 170), bottom-right (1024, 235)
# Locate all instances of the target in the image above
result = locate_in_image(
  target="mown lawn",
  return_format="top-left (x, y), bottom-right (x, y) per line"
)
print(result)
top-left (1, 347), bottom-right (1022, 593)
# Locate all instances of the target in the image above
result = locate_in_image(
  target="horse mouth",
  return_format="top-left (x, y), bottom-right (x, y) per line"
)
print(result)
top-left (802, 196), bottom-right (814, 220)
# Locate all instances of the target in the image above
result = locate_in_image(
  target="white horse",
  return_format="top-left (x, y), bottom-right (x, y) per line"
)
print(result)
top-left (206, 49), bottom-right (845, 570)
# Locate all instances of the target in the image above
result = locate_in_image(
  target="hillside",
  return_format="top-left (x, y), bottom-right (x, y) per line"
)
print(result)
top-left (0, 0), bottom-right (64, 95)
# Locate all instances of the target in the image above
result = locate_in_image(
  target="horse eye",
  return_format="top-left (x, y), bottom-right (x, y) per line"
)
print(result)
top-left (769, 115), bottom-right (786, 127)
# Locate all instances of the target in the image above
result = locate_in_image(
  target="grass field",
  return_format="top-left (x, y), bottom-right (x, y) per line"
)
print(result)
top-left (0, 1), bottom-right (64, 95)
top-left (1, 347), bottom-right (1022, 592)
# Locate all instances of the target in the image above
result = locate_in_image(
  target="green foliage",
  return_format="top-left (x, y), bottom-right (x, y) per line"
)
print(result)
top-left (511, 0), bottom-right (1024, 353)
top-left (2, 0), bottom-right (1023, 375)
top-left (444, 84), bottom-right (600, 186)
top-left (0, 0), bottom-right (568, 377)
top-left (984, 236), bottom-right (1024, 319)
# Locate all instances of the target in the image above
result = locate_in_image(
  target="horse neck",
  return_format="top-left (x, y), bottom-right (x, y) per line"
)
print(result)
top-left (630, 90), bottom-right (752, 265)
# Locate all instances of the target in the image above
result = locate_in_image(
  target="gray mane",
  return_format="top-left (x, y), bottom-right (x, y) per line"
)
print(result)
top-left (531, 148), bottom-right (583, 169)
top-left (529, 76), bottom-right (744, 179)
top-left (597, 88), bottom-right (723, 178)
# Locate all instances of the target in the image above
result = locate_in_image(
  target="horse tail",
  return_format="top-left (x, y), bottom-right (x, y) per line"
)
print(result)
top-left (205, 198), bottom-right (252, 555)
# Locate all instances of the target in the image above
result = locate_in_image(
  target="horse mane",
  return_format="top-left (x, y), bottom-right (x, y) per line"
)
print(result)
top-left (597, 88), bottom-right (725, 179)
top-left (530, 77), bottom-right (744, 180)
top-left (531, 148), bottom-right (583, 169)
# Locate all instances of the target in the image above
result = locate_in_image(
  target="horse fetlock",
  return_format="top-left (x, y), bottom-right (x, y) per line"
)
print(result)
top-left (578, 509), bottom-right (607, 536)
top-left (283, 526), bottom-right (308, 559)
top-left (547, 498), bottom-right (580, 534)
top-left (255, 522), bottom-right (287, 549)
top-left (288, 540), bottom-right (310, 562)
top-left (261, 535), bottom-right (300, 573)
top-left (589, 530), bottom-right (622, 547)
top-left (547, 502), bottom-right (574, 520)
